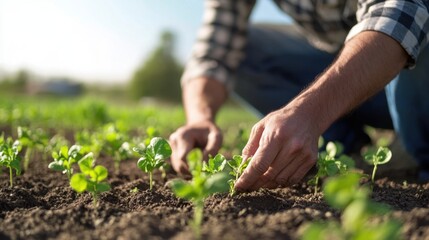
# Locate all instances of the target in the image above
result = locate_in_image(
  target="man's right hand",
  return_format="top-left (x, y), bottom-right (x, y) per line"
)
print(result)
top-left (169, 120), bottom-right (223, 175)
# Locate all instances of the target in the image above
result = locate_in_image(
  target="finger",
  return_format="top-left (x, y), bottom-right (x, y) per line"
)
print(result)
top-left (274, 153), bottom-right (316, 186)
top-left (250, 152), bottom-right (299, 190)
top-left (171, 133), bottom-right (194, 175)
top-left (285, 155), bottom-right (316, 186)
top-left (235, 141), bottom-right (280, 191)
top-left (203, 128), bottom-right (222, 158)
top-left (241, 123), bottom-right (264, 162)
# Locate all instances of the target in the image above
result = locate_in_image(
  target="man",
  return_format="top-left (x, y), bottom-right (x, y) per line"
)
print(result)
top-left (169, 0), bottom-right (429, 191)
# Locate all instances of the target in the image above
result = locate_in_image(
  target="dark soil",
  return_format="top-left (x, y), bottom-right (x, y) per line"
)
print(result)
top-left (1, 153), bottom-right (428, 240)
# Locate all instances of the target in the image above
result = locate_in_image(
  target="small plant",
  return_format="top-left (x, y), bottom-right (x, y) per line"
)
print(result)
top-left (202, 153), bottom-right (228, 174)
top-left (301, 172), bottom-right (402, 240)
top-left (363, 146), bottom-right (392, 184)
top-left (133, 137), bottom-right (172, 190)
top-left (226, 155), bottom-right (250, 196)
top-left (75, 130), bottom-right (103, 157)
top-left (100, 123), bottom-right (132, 174)
top-left (17, 126), bottom-right (48, 171)
top-left (309, 141), bottom-right (355, 194)
top-left (48, 145), bottom-right (85, 179)
top-left (70, 153), bottom-right (111, 205)
top-left (44, 134), bottom-right (70, 159)
top-left (0, 136), bottom-right (21, 187)
top-left (170, 149), bottom-right (230, 239)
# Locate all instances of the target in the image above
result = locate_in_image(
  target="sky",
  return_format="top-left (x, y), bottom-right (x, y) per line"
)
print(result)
top-left (0, 0), bottom-right (291, 84)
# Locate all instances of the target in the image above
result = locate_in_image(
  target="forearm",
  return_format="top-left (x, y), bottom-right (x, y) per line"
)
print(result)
top-left (290, 31), bottom-right (408, 135)
top-left (182, 77), bottom-right (228, 124)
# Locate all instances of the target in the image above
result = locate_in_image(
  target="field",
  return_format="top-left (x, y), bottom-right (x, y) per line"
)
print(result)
top-left (0, 94), bottom-right (428, 240)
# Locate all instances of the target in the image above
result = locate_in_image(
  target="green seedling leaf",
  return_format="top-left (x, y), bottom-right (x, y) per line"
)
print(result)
top-left (95, 182), bottom-right (111, 192)
top-left (363, 146), bottom-right (392, 183)
top-left (0, 136), bottom-right (22, 187)
top-left (70, 153), bottom-right (111, 205)
top-left (227, 155), bottom-right (250, 196)
top-left (323, 172), bottom-right (367, 210)
top-left (17, 126), bottom-right (48, 171)
top-left (309, 141), bottom-right (355, 194)
top-left (170, 149), bottom-right (230, 239)
top-left (133, 137), bottom-right (172, 190)
top-left (202, 154), bottom-right (228, 174)
top-left (49, 144), bottom-right (86, 179)
top-left (94, 165), bottom-right (108, 181)
top-left (302, 171), bottom-right (402, 240)
top-left (205, 172), bottom-right (230, 195)
top-left (70, 173), bottom-right (88, 193)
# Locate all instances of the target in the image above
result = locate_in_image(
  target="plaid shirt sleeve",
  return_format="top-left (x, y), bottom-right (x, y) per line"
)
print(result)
top-left (181, 0), bottom-right (256, 88)
top-left (346, 0), bottom-right (429, 68)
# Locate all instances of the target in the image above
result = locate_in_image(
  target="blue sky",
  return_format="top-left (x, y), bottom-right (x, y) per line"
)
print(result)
top-left (0, 0), bottom-right (291, 84)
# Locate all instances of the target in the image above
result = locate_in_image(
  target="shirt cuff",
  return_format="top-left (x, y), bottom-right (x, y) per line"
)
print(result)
top-left (346, 1), bottom-right (429, 68)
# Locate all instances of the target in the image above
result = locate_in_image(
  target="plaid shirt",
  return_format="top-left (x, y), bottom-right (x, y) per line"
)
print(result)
top-left (181, 0), bottom-right (429, 87)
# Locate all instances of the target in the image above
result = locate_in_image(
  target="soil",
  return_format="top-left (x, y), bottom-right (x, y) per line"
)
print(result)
top-left (1, 153), bottom-right (428, 240)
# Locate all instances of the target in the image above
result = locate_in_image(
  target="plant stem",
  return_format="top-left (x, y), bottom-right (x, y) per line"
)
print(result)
top-left (371, 164), bottom-right (377, 184)
top-left (92, 192), bottom-right (98, 206)
top-left (114, 152), bottom-right (120, 175)
top-left (24, 148), bottom-right (32, 171)
top-left (149, 172), bottom-right (153, 190)
top-left (314, 176), bottom-right (319, 195)
top-left (9, 167), bottom-right (13, 188)
top-left (192, 200), bottom-right (204, 239)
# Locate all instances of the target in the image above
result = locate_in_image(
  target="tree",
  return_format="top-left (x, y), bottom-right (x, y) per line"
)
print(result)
top-left (129, 30), bottom-right (183, 102)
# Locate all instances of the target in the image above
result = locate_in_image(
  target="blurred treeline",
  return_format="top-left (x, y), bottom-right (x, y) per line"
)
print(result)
top-left (0, 30), bottom-right (184, 103)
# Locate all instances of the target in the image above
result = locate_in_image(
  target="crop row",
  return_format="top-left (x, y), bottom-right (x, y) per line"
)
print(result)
top-left (0, 121), bottom-right (402, 239)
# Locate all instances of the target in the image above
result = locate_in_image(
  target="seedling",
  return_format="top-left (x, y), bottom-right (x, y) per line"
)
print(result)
top-left (0, 136), bottom-right (21, 187)
top-left (309, 141), bottom-right (355, 194)
top-left (74, 130), bottom-right (102, 157)
top-left (48, 145), bottom-right (85, 179)
top-left (44, 134), bottom-right (70, 160)
top-left (70, 153), bottom-right (111, 205)
top-left (202, 153), bottom-right (229, 174)
top-left (100, 123), bottom-right (132, 174)
top-left (363, 146), bottom-right (392, 184)
top-left (301, 172), bottom-right (402, 240)
top-left (227, 155), bottom-right (250, 196)
top-left (17, 126), bottom-right (48, 171)
top-left (144, 126), bottom-right (159, 146)
top-left (170, 149), bottom-right (230, 239)
top-left (133, 137), bottom-right (172, 190)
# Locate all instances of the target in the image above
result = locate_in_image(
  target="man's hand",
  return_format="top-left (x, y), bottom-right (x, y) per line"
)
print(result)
top-left (235, 105), bottom-right (319, 191)
top-left (170, 77), bottom-right (227, 174)
top-left (169, 120), bottom-right (222, 174)
top-left (235, 31), bottom-right (408, 192)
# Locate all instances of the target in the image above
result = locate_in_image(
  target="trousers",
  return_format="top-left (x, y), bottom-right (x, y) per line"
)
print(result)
top-left (232, 24), bottom-right (429, 173)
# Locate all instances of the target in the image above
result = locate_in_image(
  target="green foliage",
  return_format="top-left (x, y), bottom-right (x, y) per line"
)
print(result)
top-left (48, 145), bottom-right (85, 179)
top-left (170, 149), bottom-right (230, 238)
top-left (74, 130), bottom-right (103, 157)
top-left (309, 141), bottom-right (355, 194)
top-left (129, 30), bottom-right (183, 102)
top-left (0, 136), bottom-right (21, 187)
top-left (202, 153), bottom-right (229, 175)
top-left (227, 155), bottom-right (250, 196)
top-left (44, 134), bottom-right (70, 159)
top-left (301, 173), bottom-right (402, 240)
top-left (363, 146), bottom-right (392, 184)
top-left (133, 137), bottom-right (172, 190)
top-left (99, 123), bottom-right (132, 174)
top-left (17, 126), bottom-right (49, 170)
top-left (70, 153), bottom-right (111, 205)
top-left (76, 99), bottom-right (111, 127)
